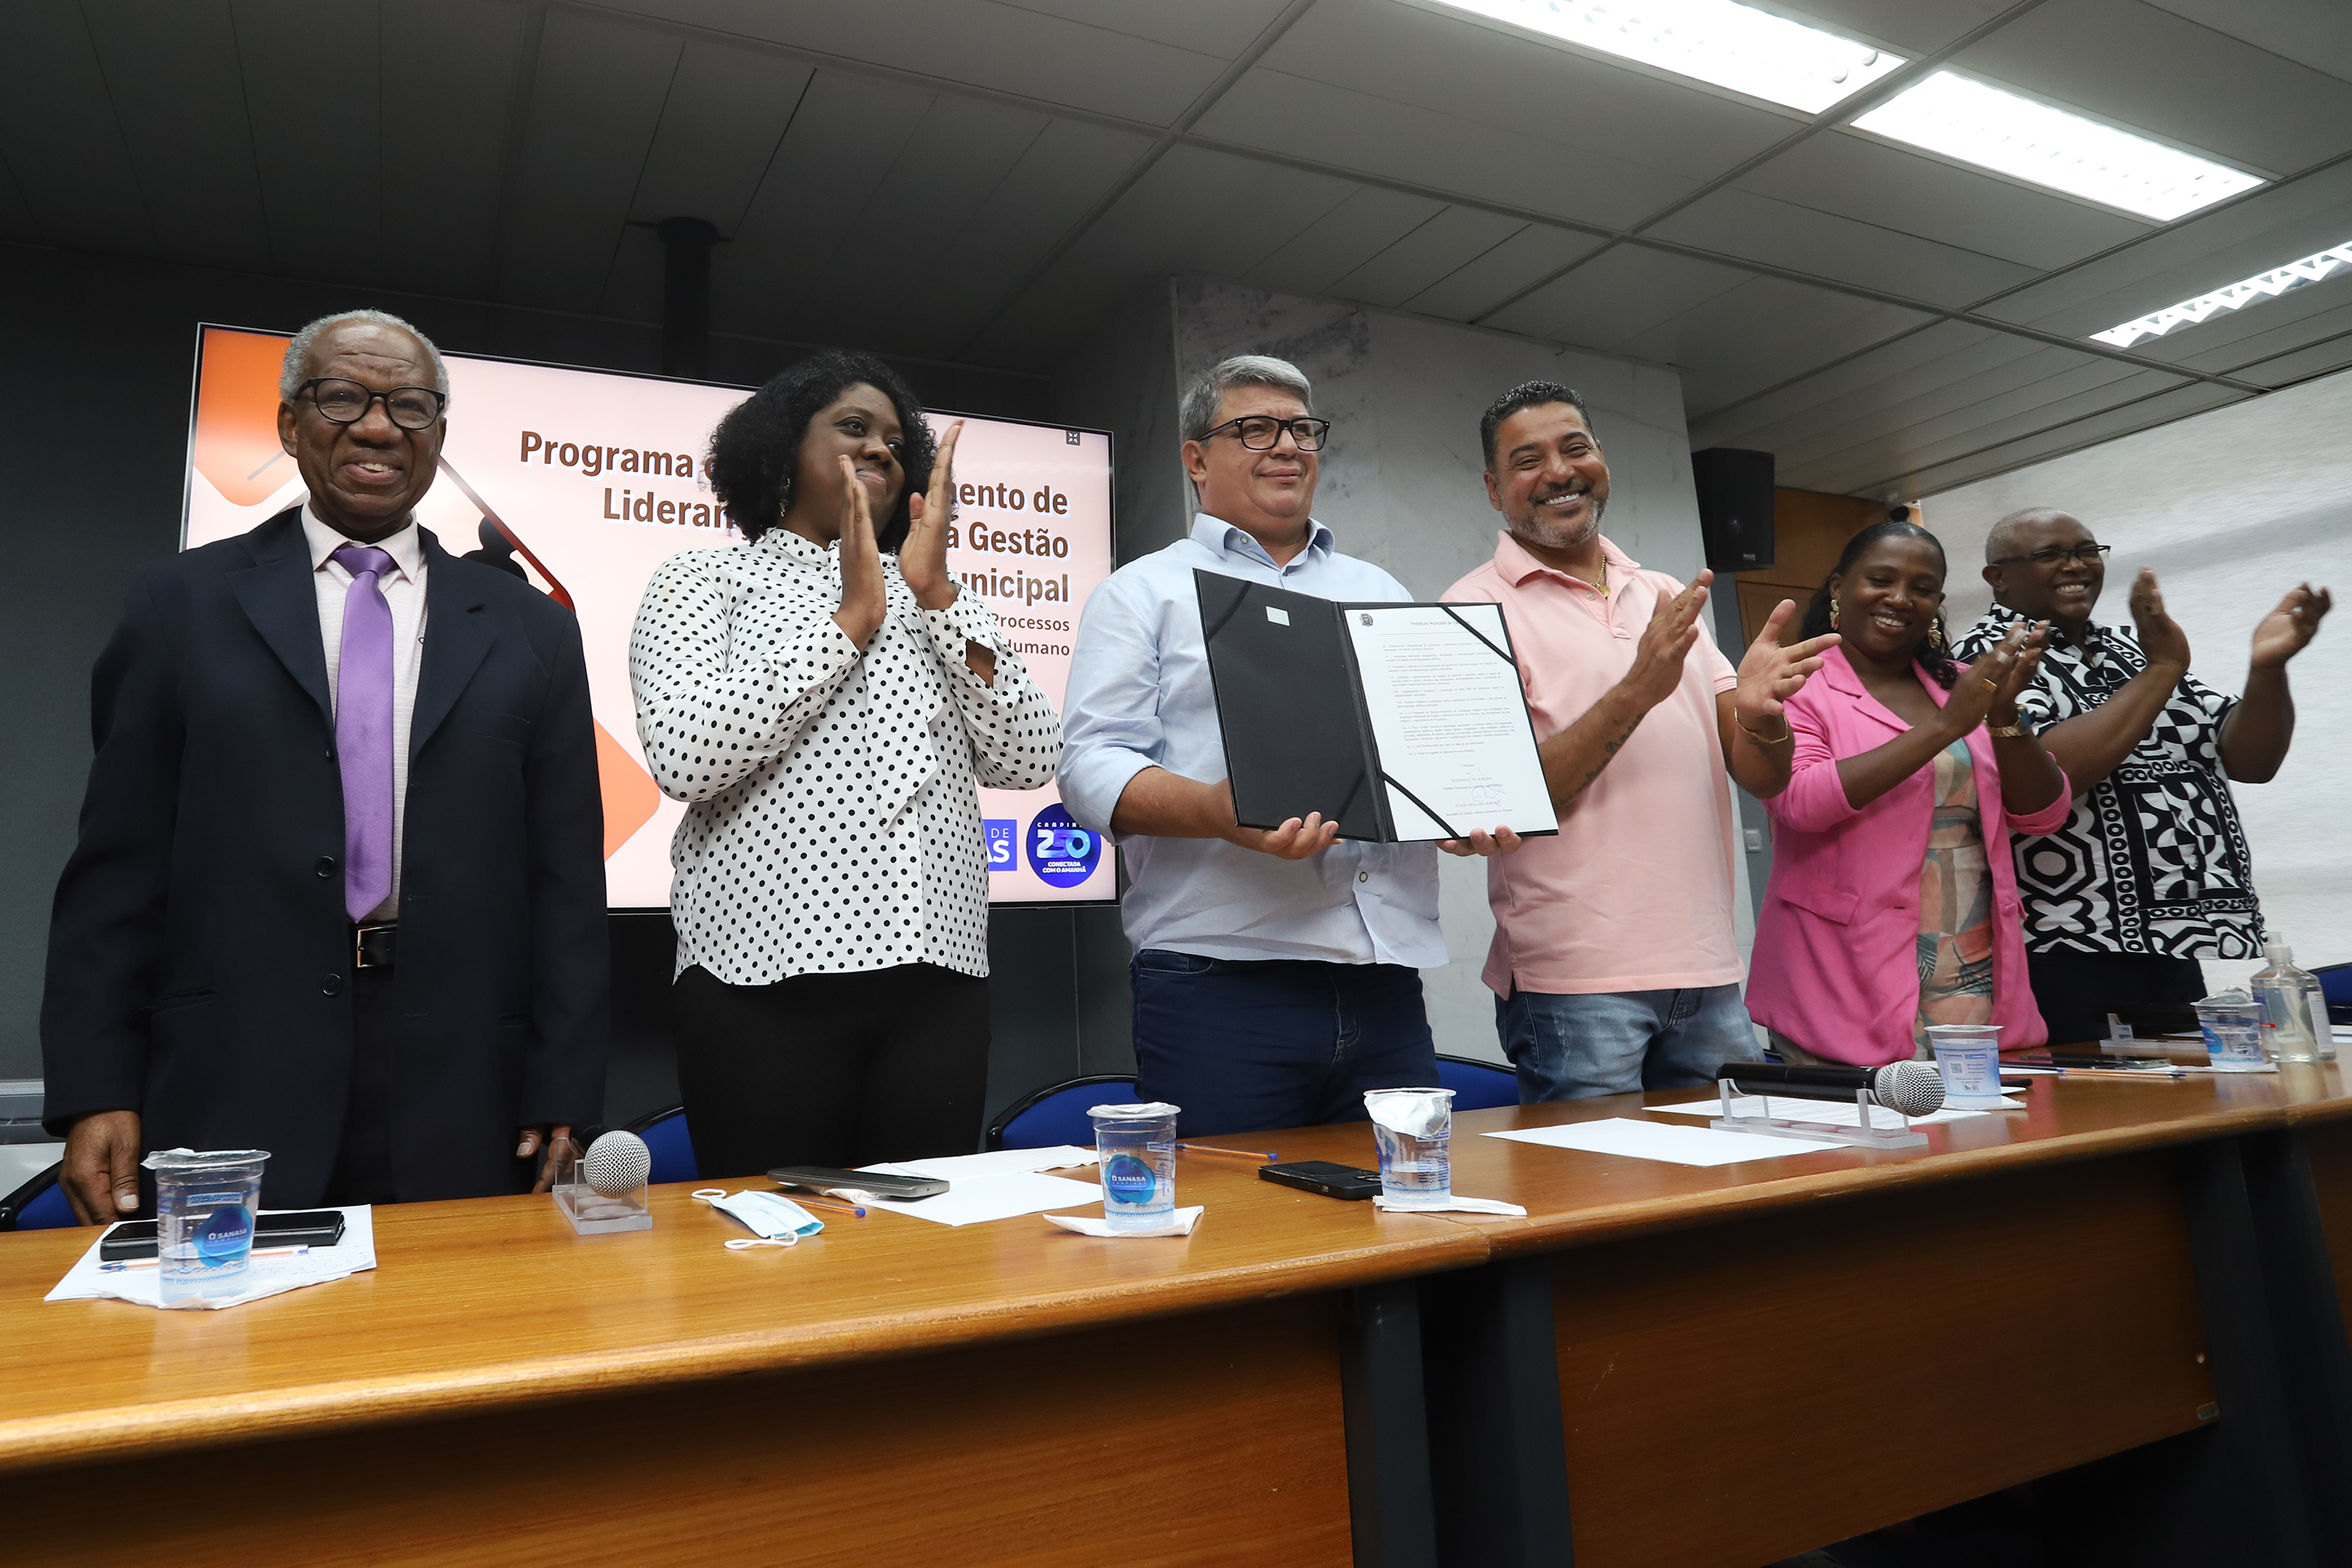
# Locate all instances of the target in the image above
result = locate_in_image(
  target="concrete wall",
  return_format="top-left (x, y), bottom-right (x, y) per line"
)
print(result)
top-left (1924, 365), bottom-right (2352, 986)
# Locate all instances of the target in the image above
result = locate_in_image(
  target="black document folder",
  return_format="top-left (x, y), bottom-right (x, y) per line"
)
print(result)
top-left (1194, 569), bottom-right (1557, 844)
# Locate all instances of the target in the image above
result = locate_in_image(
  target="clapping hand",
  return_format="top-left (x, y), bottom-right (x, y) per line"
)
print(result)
top-left (832, 455), bottom-right (887, 650)
top-left (1733, 598), bottom-right (1838, 740)
top-left (1944, 621), bottom-right (2047, 733)
top-left (2250, 583), bottom-right (2332, 669)
top-left (2127, 568), bottom-right (2191, 671)
top-left (899, 420), bottom-right (965, 612)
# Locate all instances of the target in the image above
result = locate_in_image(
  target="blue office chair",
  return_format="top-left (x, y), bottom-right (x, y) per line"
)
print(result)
top-left (2311, 963), bottom-right (2352, 1026)
top-left (623, 1106), bottom-right (701, 1185)
top-left (1436, 1053), bottom-right (1519, 1111)
top-left (986, 1075), bottom-right (1138, 1152)
top-left (1, 1162), bottom-right (76, 1231)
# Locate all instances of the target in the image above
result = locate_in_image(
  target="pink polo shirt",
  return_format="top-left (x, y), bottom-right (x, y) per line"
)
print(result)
top-left (1445, 532), bottom-right (1743, 996)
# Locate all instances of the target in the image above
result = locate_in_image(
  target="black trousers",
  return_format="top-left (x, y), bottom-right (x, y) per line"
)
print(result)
top-left (2027, 948), bottom-right (2208, 1047)
top-left (672, 963), bottom-right (992, 1181)
top-left (322, 967), bottom-right (401, 1207)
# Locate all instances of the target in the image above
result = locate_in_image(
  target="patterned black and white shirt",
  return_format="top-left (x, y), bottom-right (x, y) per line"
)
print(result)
top-left (1952, 601), bottom-right (2262, 960)
top-left (629, 530), bottom-right (1062, 984)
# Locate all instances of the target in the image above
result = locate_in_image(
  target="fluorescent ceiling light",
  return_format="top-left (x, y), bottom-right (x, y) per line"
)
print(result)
top-left (1432, 0), bottom-right (1907, 114)
top-left (1851, 71), bottom-right (2263, 222)
top-left (2091, 241), bottom-right (2352, 348)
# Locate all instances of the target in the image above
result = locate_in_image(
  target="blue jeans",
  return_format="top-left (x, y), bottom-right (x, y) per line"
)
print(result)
top-left (1130, 951), bottom-right (1438, 1138)
top-left (1496, 984), bottom-right (1761, 1102)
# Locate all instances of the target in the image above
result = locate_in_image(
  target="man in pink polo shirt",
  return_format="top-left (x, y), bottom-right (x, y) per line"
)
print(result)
top-left (1445, 382), bottom-right (1837, 1100)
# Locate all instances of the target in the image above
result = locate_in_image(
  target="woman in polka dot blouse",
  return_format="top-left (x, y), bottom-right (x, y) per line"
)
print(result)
top-left (629, 352), bottom-right (1063, 1175)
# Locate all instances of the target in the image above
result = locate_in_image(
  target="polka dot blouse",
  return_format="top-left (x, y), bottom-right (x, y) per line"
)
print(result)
top-left (629, 529), bottom-right (1062, 985)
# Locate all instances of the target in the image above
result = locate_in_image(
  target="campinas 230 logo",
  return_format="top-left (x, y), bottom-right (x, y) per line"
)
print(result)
top-left (1025, 804), bottom-right (1101, 889)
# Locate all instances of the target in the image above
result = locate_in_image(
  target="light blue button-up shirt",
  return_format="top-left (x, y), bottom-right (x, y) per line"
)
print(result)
top-left (1058, 513), bottom-right (1444, 967)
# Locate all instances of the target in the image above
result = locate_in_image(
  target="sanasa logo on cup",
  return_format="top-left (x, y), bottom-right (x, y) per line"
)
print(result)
top-left (1102, 1154), bottom-right (1159, 1204)
top-left (195, 1205), bottom-right (253, 1266)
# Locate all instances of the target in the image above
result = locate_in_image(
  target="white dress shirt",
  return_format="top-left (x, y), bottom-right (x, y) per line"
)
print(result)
top-left (630, 529), bottom-right (1063, 985)
top-left (303, 505), bottom-right (426, 924)
top-left (1058, 513), bottom-right (1444, 968)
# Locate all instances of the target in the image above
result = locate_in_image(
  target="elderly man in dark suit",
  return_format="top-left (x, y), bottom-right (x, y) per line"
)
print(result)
top-left (42, 309), bottom-right (608, 1221)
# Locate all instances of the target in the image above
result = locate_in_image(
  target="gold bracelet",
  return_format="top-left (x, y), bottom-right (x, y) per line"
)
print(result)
top-left (1986, 718), bottom-right (2031, 739)
top-left (1738, 715), bottom-right (1793, 745)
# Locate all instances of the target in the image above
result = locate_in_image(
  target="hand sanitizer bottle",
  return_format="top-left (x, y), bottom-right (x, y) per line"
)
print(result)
top-left (2252, 942), bottom-right (2326, 1064)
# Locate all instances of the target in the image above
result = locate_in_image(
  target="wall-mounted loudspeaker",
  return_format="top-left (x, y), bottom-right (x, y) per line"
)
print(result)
top-left (1691, 448), bottom-right (1776, 572)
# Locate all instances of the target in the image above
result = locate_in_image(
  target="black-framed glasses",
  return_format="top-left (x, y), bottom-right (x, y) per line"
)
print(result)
top-left (298, 377), bottom-right (446, 431)
top-left (1196, 415), bottom-right (1330, 451)
top-left (1992, 543), bottom-right (2112, 569)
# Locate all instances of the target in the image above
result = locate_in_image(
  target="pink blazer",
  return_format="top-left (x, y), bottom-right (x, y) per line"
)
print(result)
top-left (1747, 647), bottom-right (2073, 1065)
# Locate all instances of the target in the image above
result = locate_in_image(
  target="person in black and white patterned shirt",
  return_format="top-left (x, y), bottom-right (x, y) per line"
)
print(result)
top-left (629, 352), bottom-right (1061, 1176)
top-left (1952, 508), bottom-right (2329, 1044)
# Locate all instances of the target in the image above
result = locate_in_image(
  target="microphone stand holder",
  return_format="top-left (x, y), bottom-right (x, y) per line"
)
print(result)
top-left (1709, 1080), bottom-right (1929, 1150)
top-left (546, 1137), bottom-right (654, 1235)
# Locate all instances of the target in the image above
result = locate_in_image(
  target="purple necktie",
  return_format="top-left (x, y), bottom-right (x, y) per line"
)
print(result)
top-left (332, 546), bottom-right (397, 923)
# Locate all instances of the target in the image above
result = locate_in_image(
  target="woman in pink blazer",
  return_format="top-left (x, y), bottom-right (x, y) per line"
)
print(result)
top-left (1748, 521), bottom-right (2071, 1066)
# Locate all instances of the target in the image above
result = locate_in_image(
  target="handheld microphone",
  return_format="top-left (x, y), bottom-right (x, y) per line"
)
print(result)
top-left (1719, 1059), bottom-right (1945, 1118)
top-left (581, 1131), bottom-right (652, 1198)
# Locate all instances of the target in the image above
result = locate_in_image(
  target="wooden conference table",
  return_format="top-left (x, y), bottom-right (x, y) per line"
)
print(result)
top-left (3, 1065), bottom-right (2350, 1568)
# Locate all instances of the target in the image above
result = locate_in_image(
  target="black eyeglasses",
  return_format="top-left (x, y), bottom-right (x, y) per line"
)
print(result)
top-left (1196, 415), bottom-right (1330, 452)
top-left (1992, 543), bottom-right (2112, 569)
top-left (298, 377), bottom-right (446, 431)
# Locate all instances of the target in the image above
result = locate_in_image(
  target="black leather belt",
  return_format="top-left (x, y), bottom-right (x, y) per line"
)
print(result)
top-left (353, 924), bottom-right (397, 970)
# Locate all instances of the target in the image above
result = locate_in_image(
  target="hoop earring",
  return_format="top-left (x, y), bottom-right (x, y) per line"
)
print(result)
top-left (1829, 593), bottom-right (1840, 630)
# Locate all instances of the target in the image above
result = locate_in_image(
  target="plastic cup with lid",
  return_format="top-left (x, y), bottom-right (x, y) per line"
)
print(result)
top-left (1925, 1025), bottom-right (2005, 1108)
top-left (142, 1148), bottom-right (270, 1305)
top-left (1365, 1087), bottom-right (1454, 1207)
top-left (1087, 1102), bottom-right (1178, 1232)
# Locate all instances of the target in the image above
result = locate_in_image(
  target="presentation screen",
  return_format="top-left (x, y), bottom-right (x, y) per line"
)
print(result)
top-left (183, 325), bottom-right (1116, 907)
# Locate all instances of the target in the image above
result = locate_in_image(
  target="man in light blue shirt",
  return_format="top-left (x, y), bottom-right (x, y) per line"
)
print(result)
top-left (1060, 355), bottom-right (1511, 1137)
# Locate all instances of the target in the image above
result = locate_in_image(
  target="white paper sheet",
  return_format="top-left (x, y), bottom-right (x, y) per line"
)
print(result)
top-left (1484, 1118), bottom-right (1842, 1167)
top-left (861, 1145), bottom-right (1098, 1181)
top-left (1373, 1193), bottom-right (1526, 1215)
top-left (1344, 603), bottom-right (1557, 840)
top-left (1644, 1096), bottom-right (2018, 1127)
top-left (859, 1172), bottom-right (1106, 1227)
top-left (1043, 1206), bottom-right (1203, 1237)
top-left (46, 1206), bottom-right (378, 1310)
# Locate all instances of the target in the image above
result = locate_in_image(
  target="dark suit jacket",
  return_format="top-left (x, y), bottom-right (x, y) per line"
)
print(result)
top-left (41, 507), bottom-right (609, 1205)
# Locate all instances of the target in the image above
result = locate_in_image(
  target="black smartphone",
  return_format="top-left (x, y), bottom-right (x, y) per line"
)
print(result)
top-left (768, 1166), bottom-right (949, 1200)
top-left (1260, 1160), bottom-right (1384, 1200)
top-left (98, 1209), bottom-right (348, 1262)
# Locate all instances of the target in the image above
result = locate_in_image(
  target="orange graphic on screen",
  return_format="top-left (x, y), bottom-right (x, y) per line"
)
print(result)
top-left (594, 721), bottom-right (661, 858)
top-left (193, 327), bottom-right (297, 506)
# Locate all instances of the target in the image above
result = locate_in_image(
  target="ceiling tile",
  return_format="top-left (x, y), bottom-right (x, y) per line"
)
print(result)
top-left (497, 9), bottom-right (680, 313)
top-left (594, 0), bottom-right (1229, 125)
top-left (1163, 160), bottom-right (1361, 281)
top-left (1973, 162), bottom-right (2352, 335)
top-left (0, 6), bottom-right (151, 254)
top-left (1242, 185), bottom-right (1450, 298)
top-left (2223, 330), bottom-right (2352, 389)
top-left (1192, 67), bottom-right (1699, 231)
top-left (82, 0), bottom-right (270, 270)
top-left (1690, 318), bottom-right (1991, 448)
top-left (1490, 245), bottom-right (1752, 347)
top-left (1329, 205), bottom-right (1526, 310)
top-left (2159, 288), bottom-right (2352, 375)
top-left (1949, 0), bottom-right (2352, 176)
top-left (990, 0), bottom-right (1296, 56)
top-left (1646, 186), bottom-right (2041, 307)
top-left (963, 143), bottom-right (1268, 368)
top-left (2143, 0), bottom-right (2352, 88)
top-left (1406, 223), bottom-right (1604, 321)
top-left (231, 0), bottom-right (383, 283)
top-left (630, 43), bottom-right (815, 232)
top-left (1777, 349), bottom-right (2160, 477)
top-left (1606, 273), bottom-right (1933, 414)
top-left (379, 0), bottom-right (528, 299)
top-left (1739, 132), bottom-right (2151, 270)
top-left (1261, 0), bottom-right (1801, 184)
top-left (1875, 380), bottom-right (2249, 495)
top-left (1773, 0), bottom-right (2015, 56)
top-left (719, 71), bottom-right (940, 339)
top-left (1802, 365), bottom-right (2197, 490)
